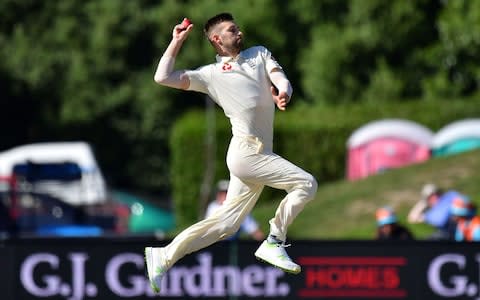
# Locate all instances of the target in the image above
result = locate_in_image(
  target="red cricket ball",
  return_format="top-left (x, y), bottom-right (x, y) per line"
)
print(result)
top-left (181, 18), bottom-right (192, 29)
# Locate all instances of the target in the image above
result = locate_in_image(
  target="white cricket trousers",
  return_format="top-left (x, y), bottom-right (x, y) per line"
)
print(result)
top-left (162, 135), bottom-right (318, 268)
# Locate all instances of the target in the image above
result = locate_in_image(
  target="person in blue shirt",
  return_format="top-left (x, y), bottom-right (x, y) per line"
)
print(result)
top-left (407, 183), bottom-right (460, 240)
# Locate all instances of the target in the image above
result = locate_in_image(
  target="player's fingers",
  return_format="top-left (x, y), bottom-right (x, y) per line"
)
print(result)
top-left (174, 24), bottom-right (184, 33)
top-left (277, 100), bottom-right (286, 110)
top-left (174, 24), bottom-right (193, 39)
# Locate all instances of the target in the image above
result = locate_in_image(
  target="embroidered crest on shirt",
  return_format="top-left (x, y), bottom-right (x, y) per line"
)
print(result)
top-left (222, 62), bottom-right (233, 72)
top-left (245, 58), bottom-right (257, 69)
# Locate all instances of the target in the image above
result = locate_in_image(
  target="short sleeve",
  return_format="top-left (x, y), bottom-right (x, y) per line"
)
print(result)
top-left (185, 65), bottom-right (212, 94)
top-left (261, 46), bottom-right (283, 73)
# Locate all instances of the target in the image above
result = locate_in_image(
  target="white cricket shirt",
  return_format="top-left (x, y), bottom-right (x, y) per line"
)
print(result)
top-left (186, 46), bottom-right (282, 149)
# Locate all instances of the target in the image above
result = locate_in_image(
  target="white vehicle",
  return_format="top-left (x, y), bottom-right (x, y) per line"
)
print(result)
top-left (0, 141), bottom-right (107, 205)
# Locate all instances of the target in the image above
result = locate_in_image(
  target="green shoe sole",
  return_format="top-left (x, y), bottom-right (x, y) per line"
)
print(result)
top-left (255, 255), bottom-right (301, 275)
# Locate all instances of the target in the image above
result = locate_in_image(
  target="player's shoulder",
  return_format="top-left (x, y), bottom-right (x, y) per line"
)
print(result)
top-left (189, 62), bottom-right (216, 77)
top-left (242, 45), bottom-right (270, 57)
top-left (197, 62), bottom-right (216, 70)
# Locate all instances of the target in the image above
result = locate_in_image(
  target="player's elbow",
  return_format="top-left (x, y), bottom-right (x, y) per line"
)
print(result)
top-left (154, 73), bottom-right (168, 85)
top-left (154, 71), bottom-right (189, 90)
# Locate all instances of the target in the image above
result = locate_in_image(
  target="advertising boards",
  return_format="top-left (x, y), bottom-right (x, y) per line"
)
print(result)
top-left (2, 239), bottom-right (480, 300)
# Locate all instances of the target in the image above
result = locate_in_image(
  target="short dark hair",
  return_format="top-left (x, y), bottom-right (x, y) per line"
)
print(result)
top-left (204, 12), bottom-right (234, 37)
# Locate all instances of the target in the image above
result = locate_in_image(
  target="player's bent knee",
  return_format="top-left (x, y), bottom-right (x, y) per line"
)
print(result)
top-left (304, 174), bottom-right (318, 200)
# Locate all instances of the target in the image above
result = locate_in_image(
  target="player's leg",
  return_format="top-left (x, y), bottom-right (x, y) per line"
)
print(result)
top-left (165, 175), bottom-right (263, 260)
top-left (234, 150), bottom-right (317, 274)
top-left (230, 143), bottom-right (317, 241)
top-left (255, 157), bottom-right (316, 273)
top-left (263, 158), bottom-right (318, 243)
top-left (145, 175), bottom-right (263, 293)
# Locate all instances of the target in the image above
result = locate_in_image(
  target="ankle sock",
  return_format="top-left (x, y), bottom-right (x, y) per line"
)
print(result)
top-left (267, 234), bottom-right (283, 244)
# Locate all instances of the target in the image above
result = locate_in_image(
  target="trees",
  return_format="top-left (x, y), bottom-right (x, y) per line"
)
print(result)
top-left (298, 0), bottom-right (444, 103)
top-left (0, 1), bottom-right (191, 191)
top-left (1, 0), bottom-right (479, 195)
top-left (422, 0), bottom-right (480, 98)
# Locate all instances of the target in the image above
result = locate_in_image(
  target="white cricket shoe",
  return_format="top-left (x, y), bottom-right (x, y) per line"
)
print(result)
top-left (145, 247), bottom-right (168, 293)
top-left (254, 240), bottom-right (301, 274)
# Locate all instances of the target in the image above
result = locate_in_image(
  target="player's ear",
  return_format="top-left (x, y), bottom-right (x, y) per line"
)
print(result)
top-left (212, 34), bottom-right (221, 45)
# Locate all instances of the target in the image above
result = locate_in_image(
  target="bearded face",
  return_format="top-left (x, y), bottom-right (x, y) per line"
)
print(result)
top-left (216, 21), bottom-right (243, 54)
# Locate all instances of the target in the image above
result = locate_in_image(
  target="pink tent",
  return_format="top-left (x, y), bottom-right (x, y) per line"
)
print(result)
top-left (347, 119), bottom-right (433, 180)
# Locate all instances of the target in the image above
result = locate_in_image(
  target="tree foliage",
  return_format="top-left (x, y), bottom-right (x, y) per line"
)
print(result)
top-left (1, 0), bottom-right (479, 195)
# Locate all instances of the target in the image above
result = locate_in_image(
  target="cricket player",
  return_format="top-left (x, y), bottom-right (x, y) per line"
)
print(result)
top-left (145, 12), bottom-right (318, 293)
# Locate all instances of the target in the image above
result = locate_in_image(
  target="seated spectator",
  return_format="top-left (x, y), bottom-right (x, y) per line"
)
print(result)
top-left (449, 195), bottom-right (480, 242)
top-left (375, 206), bottom-right (414, 240)
top-left (205, 180), bottom-right (265, 241)
top-left (407, 183), bottom-right (459, 240)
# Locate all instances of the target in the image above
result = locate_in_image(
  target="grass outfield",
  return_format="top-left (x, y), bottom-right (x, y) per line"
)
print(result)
top-left (252, 149), bottom-right (480, 240)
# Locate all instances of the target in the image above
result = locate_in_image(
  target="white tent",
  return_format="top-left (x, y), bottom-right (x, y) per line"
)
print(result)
top-left (347, 119), bottom-right (434, 148)
top-left (431, 119), bottom-right (480, 149)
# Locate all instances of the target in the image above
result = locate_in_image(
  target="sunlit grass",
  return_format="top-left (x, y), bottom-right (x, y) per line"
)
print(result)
top-left (253, 149), bottom-right (480, 240)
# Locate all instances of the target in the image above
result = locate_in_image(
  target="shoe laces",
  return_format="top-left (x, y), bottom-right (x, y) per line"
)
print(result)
top-left (267, 235), bottom-right (291, 248)
top-left (272, 241), bottom-right (291, 248)
top-left (271, 242), bottom-right (293, 261)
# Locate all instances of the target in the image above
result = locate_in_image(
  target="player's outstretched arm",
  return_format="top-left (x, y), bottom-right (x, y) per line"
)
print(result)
top-left (154, 18), bottom-right (193, 90)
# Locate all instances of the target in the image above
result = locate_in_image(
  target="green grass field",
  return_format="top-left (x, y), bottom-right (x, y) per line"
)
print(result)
top-left (252, 149), bottom-right (480, 240)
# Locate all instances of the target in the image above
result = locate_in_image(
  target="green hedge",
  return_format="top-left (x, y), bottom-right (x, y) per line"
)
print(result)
top-left (170, 97), bottom-right (480, 229)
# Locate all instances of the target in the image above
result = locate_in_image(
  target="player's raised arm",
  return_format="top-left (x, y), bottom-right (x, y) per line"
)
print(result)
top-left (154, 18), bottom-right (193, 90)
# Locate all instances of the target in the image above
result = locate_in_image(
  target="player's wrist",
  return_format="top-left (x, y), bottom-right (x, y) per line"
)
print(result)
top-left (277, 82), bottom-right (293, 100)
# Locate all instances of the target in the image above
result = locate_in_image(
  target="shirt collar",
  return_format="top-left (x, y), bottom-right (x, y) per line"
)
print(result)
top-left (216, 52), bottom-right (245, 63)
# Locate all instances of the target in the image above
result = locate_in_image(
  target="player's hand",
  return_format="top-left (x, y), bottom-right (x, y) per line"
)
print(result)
top-left (271, 86), bottom-right (290, 111)
top-left (173, 18), bottom-right (193, 41)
